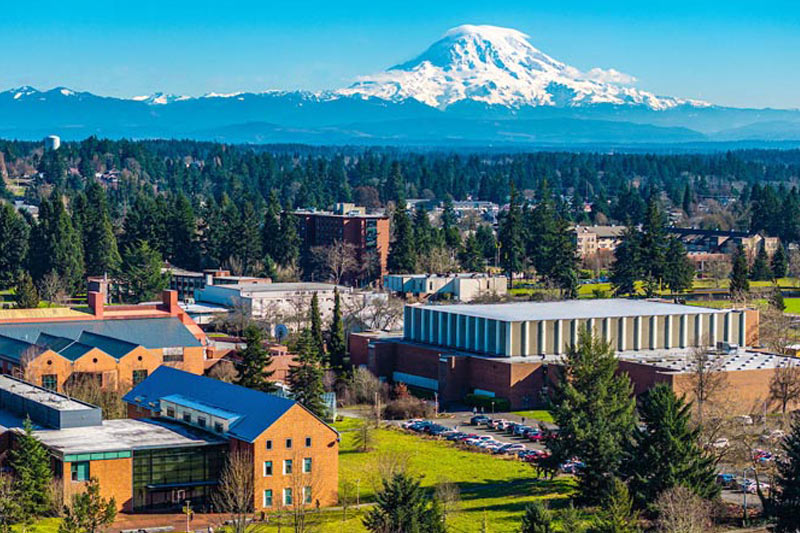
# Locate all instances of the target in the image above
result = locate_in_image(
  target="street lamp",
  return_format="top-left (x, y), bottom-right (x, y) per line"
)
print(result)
top-left (491, 400), bottom-right (495, 415)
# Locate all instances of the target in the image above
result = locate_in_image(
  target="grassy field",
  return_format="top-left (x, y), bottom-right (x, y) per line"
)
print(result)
top-left (334, 420), bottom-right (574, 533)
top-left (508, 410), bottom-right (555, 424)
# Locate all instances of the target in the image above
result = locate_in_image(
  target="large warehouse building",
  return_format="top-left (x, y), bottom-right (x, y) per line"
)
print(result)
top-left (351, 299), bottom-right (759, 410)
top-left (403, 299), bottom-right (757, 356)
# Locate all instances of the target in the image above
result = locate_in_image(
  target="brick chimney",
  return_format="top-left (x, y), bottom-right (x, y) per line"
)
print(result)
top-left (87, 291), bottom-right (104, 319)
top-left (161, 290), bottom-right (179, 315)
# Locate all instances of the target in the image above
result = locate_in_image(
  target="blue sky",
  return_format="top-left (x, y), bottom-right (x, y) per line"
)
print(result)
top-left (3, 0), bottom-right (799, 108)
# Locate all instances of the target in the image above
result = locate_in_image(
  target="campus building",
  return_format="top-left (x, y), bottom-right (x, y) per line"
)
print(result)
top-left (294, 203), bottom-right (390, 285)
top-left (0, 368), bottom-right (339, 514)
top-left (383, 273), bottom-right (508, 302)
top-left (351, 299), bottom-right (759, 410)
top-left (0, 291), bottom-right (206, 391)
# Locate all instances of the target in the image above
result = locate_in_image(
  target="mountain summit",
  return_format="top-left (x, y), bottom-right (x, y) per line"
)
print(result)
top-left (340, 24), bottom-right (708, 110)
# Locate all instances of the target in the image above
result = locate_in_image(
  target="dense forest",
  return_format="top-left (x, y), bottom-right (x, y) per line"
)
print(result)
top-left (1, 138), bottom-right (800, 303)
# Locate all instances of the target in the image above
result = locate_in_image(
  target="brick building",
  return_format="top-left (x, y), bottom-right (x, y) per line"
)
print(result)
top-left (294, 203), bottom-right (390, 285)
top-left (0, 291), bottom-right (206, 391)
top-left (350, 299), bottom-right (759, 410)
top-left (0, 368), bottom-right (338, 515)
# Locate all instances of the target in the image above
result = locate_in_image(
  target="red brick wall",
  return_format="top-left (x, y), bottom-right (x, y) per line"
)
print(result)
top-left (61, 457), bottom-right (133, 512)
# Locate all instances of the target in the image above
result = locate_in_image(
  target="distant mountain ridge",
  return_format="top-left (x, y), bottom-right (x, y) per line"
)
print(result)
top-left (1, 25), bottom-right (799, 146)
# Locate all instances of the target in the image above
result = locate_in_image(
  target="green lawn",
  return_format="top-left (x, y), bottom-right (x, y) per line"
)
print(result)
top-left (334, 420), bottom-right (574, 533)
top-left (508, 410), bottom-right (555, 424)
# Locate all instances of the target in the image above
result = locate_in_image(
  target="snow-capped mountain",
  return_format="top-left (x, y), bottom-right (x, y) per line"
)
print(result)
top-left (340, 24), bottom-right (708, 111)
top-left (0, 24), bottom-right (797, 146)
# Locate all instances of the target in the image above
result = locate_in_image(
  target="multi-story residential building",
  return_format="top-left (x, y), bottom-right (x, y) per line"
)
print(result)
top-left (0, 368), bottom-right (338, 514)
top-left (383, 273), bottom-right (508, 302)
top-left (0, 290), bottom-right (206, 391)
top-left (667, 227), bottom-right (780, 260)
top-left (572, 225), bottom-right (626, 259)
top-left (294, 203), bottom-right (390, 285)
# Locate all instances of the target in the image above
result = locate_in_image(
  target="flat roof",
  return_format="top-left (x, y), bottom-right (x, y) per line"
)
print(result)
top-left (0, 375), bottom-right (91, 412)
top-left (416, 299), bottom-right (728, 322)
top-left (618, 348), bottom-right (793, 374)
top-left (212, 282), bottom-right (347, 293)
top-left (31, 418), bottom-right (225, 456)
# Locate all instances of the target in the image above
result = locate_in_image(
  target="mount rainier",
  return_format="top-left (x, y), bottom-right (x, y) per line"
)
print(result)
top-left (1, 24), bottom-right (799, 146)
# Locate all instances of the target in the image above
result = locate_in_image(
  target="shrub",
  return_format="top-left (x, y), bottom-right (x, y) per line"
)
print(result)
top-left (464, 394), bottom-right (511, 412)
top-left (383, 396), bottom-right (436, 420)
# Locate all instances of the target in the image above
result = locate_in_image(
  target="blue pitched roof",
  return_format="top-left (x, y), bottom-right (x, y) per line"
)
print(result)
top-left (0, 334), bottom-right (44, 363)
top-left (36, 333), bottom-right (74, 352)
top-left (58, 341), bottom-right (95, 361)
top-left (0, 317), bottom-right (201, 351)
top-left (77, 331), bottom-right (138, 358)
top-left (123, 367), bottom-right (332, 443)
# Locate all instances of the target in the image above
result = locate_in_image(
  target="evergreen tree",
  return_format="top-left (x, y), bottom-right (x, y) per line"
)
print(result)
top-left (261, 190), bottom-right (282, 263)
top-left (593, 478), bottom-right (640, 533)
top-left (413, 205), bottom-right (435, 258)
top-left (729, 244), bottom-right (750, 300)
top-left (769, 284), bottom-right (786, 312)
top-left (774, 419), bottom-right (800, 532)
top-left (168, 193), bottom-right (200, 270)
top-left (58, 478), bottom-right (116, 533)
top-left (276, 209), bottom-right (301, 268)
top-left (498, 183), bottom-right (525, 284)
top-left (611, 224), bottom-right (641, 296)
top-left (475, 224), bottom-right (497, 264)
top-left (10, 418), bottom-right (53, 518)
top-left (236, 200), bottom-right (262, 276)
top-left (0, 203), bottom-right (29, 289)
top-left (14, 271), bottom-right (39, 309)
top-left (639, 197), bottom-right (668, 296)
top-left (81, 181), bottom-right (121, 277)
top-left (626, 384), bottom-right (719, 510)
top-left (121, 192), bottom-right (167, 256)
top-left (548, 217), bottom-right (579, 298)
top-left (750, 243), bottom-right (772, 281)
top-left (440, 198), bottom-right (461, 249)
top-left (28, 196), bottom-right (85, 292)
top-left (663, 237), bottom-right (695, 295)
top-left (681, 184), bottom-right (693, 215)
top-left (309, 292), bottom-right (325, 359)
top-left (119, 240), bottom-right (169, 303)
top-left (459, 233), bottom-right (487, 272)
top-left (388, 197), bottom-right (417, 274)
top-left (549, 331), bottom-right (636, 504)
top-left (363, 473), bottom-right (445, 533)
top-left (235, 324), bottom-right (277, 393)
top-left (327, 288), bottom-right (347, 369)
top-left (288, 328), bottom-right (327, 417)
top-left (772, 243), bottom-right (788, 279)
top-left (519, 501), bottom-right (554, 533)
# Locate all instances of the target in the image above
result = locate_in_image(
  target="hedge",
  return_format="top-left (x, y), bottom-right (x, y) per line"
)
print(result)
top-left (464, 394), bottom-right (511, 412)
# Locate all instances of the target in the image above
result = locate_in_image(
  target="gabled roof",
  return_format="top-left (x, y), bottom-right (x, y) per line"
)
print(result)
top-left (77, 331), bottom-right (138, 359)
top-left (123, 367), bottom-right (335, 443)
top-left (0, 317), bottom-right (202, 350)
top-left (36, 333), bottom-right (75, 352)
top-left (0, 334), bottom-right (45, 363)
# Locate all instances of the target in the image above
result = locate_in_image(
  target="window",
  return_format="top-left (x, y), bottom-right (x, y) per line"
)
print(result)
top-left (286, 438), bottom-right (292, 449)
top-left (183, 412), bottom-right (191, 423)
top-left (263, 489), bottom-right (273, 507)
top-left (304, 486), bottom-right (312, 504)
top-left (214, 422), bottom-right (224, 433)
top-left (283, 488), bottom-right (292, 506)
top-left (266, 440), bottom-right (273, 450)
top-left (305, 437), bottom-right (312, 448)
top-left (263, 461), bottom-right (273, 476)
top-left (132, 369), bottom-right (148, 386)
top-left (166, 407), bottom-right (175, 418)
top-left (41, 374), bottom-right (57, 391)
top-left (71, 461), bottom-right (90, 482)
top-left (303, 457), bottom-right (312, 473)
top-left (197, 417), bottom-right (206, 428)
top-left (283, 459), bottom-right (292, 475)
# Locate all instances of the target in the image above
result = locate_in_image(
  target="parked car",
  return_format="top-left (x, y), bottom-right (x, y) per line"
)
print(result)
top-left (716, 473), bottom-right (737, 488)
top-left (446, 432), bottom-right (467, 441)
top-left (709, 438), bottom-right (730, 449)
top-left (402, 419), bottom-right (423, 429)
top-left (527, 430), bottom-right (544, 442)
top-left (734, 415), bottom-right (754, 426)
top-left (514, 425), bottom-right (534, 437)
top-left (471, 415), bottom-right (490, 425)
top-left (496, 443), bottom-right (527, 455)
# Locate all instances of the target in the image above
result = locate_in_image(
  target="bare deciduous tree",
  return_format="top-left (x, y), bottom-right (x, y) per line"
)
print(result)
top-left (38, 271), bottom-right (69, 306)
top-left (435, 481), bottom-right (461, 529)
top-left (212, 449), bottom-right (255, 533)
top-left (760, 306), bottom-right (795, 355)
top-left (281, 450), bottom-right (325, 533)
top-left (655, 486), bottom-right (714, 533)
top-left (311, 241), bottom-right (358, 285)
top-left (344, 295), bottom-right (404, 332)
top-left (705, 259), bottom-right (732, 289)
top-left (685, 345), bottom-right (729, 423)
top-left (416, 246), bottom-right (460, 274)
top-left (769, 360), bottom-right (800, 416)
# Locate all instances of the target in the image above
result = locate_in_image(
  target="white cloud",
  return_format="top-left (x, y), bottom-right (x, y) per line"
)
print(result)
top-left (584, 67), bottom-right (638, 85)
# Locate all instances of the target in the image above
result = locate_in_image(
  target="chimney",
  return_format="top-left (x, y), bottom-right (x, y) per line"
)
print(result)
top-left (87, 291), bottom-right (104, 319)
top-left (161, 290), bottom-right (179, 315)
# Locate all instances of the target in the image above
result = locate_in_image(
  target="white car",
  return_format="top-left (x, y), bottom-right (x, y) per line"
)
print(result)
top-left (710, 438), bottom-right (730, 449)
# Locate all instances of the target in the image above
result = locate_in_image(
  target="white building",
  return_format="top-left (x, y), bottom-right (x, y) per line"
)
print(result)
top-left (44, 135), bottom-right (61, 151)
top-left (383, 273), bottom-right (507, 302)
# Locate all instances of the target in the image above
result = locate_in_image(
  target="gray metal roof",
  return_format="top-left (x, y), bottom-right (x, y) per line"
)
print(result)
top-left (218, 282), bottom-right (347, 294)
top-left (32, 418), bottom-right (225, 455)
top-left (0, 317), bottom-right (202, 352)
top-left (416, 299), bottom-right (728, 322)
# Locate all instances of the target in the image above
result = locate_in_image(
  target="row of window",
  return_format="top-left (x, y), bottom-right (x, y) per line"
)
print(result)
top-left (164, 406), bottom-right (225, 433)
top-left (263, 458), bottom-right (312, 476)
top-left (41, 369), bottom-right (147, 391)
top-left (263, 487), bottom-right (312, 507)
top-left (265, 437), bottom-right (313, 450)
